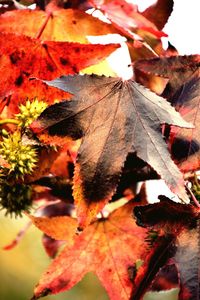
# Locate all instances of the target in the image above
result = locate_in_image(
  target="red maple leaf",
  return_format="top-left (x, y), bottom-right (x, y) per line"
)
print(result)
top-left (30, 200), bottom-right (148, 300)
top-left (0, 32), bottom-right (119, 114)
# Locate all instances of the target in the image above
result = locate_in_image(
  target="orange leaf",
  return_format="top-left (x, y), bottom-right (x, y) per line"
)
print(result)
top-left (0, 8), bottom-right (118, 42)
top-left (32, 200), bottom-right (148, 300)
top-left (0, 32), bottom-right (120, 113)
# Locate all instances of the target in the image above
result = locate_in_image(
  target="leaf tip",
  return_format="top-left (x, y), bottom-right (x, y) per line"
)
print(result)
top-left (31, 288), bottom-right (52, 300)
top-left (30, 296), bottom-right (38, 300)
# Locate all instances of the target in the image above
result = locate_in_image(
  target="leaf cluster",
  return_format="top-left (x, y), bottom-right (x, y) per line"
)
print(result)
top-left (0, 0), bottom-right (199, 300)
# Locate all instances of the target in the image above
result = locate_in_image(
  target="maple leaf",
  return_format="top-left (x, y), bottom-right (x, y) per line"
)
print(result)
top-left (91, 0), bottom-right (166, 39)
top-left (135, 55), bottom-right (200, 172)
top-left (0, 6), bottom-right (118, 42)
top-left (141, 0), bottom-right (174, 30)
top-left (90, 0), bottom-right (169, 64)
top-left (88, 1), bottom-right (172, 78)
top-left (30, 74), bottom-right (192, 228)
top-left (0, 32), bottom-right (119, 113)
top-left (0, 3), bottom-right (120, 81)
top-left (0, 1), bottom-right (168, 76)
top-left (133, 196), bottom-right (200, 300)
top-left (30, 200), bottom-right (148, 300)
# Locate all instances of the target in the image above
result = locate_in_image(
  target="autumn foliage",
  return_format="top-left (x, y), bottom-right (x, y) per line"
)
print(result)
top-left (0, 0), bottom-right (199, 299)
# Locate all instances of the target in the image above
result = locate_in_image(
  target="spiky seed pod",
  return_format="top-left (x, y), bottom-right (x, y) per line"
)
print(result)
top-left (0, 131), bottom-right (38, 177)
top-left (0, 182), bottom-right (32, 217)
top-left (16, 99), bottom-right (48, 128)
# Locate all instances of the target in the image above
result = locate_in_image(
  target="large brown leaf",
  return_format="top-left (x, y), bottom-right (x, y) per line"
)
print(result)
top-left (0, 32), bottom-right (119, 113)
top-left (31, 200), bottom-right (148, 300)
top-left (30, 74), bottom-right (192, 228)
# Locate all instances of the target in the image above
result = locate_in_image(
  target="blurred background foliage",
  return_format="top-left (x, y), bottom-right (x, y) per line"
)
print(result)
top-left (0, 212), bottom-right (109, 300)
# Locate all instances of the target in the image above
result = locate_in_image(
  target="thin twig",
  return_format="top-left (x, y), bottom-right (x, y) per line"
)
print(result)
top-left (3, 220), bottom-right (32, 250)
top-left (0, 118), bottom-right (19, 125)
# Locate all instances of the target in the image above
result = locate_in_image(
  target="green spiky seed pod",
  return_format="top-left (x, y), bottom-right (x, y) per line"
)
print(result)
top-left (16, 99), bottom-right (48, 128)
top-left (0, 182), bottom-right (32, 217)
top-left (0, 131), bottom-right (38, 177)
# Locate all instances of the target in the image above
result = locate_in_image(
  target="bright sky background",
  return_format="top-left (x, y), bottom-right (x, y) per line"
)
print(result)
top-left (134, 0), bottom-right (200, 54)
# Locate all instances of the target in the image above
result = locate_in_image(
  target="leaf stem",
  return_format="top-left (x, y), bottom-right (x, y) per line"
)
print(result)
top-left (0, 119), bottom-right (19, 125)
top-left (185, 184), bottom-right (200, 208)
